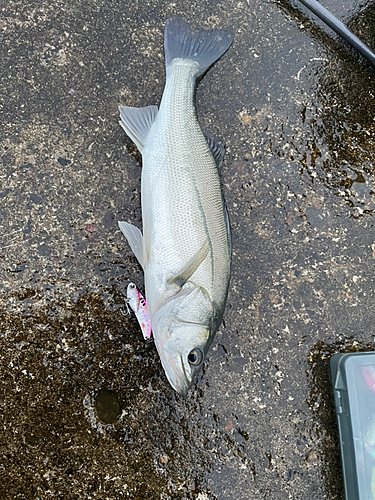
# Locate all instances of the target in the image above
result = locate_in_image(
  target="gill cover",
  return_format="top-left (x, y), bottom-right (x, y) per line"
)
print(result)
top-left (152, 283), bottom-right (214, 395)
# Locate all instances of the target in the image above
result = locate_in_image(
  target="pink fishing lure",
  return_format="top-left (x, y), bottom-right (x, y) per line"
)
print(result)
top-left (126, 282), bottom-right (152, 339)
top-left (362, 365), bottom-right (375, 393)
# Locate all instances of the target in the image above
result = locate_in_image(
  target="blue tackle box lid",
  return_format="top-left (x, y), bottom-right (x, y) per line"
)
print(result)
top-left (331, 351), bottom-right (375, 500)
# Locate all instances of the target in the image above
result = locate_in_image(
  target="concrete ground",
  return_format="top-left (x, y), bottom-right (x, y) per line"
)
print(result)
top-left (2, 0), bottom-right (375, 498)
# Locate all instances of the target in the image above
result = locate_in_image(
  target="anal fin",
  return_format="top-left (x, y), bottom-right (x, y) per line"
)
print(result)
top-left (118, 105), bottom-right (158, 153)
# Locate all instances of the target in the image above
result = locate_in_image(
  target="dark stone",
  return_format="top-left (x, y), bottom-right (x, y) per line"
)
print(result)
top-left (94, 388), bottom-right (122, 424)
top-left (30, 193), bottom-right (42, 204)
top-left (57, 157), bottom-right (71, 166)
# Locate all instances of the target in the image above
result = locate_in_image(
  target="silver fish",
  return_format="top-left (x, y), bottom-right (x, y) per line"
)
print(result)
top-left (118, 16), bottom-right (233, 395)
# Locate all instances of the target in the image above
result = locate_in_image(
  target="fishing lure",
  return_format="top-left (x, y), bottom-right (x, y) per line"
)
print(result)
top-left (363, 366), bottom-right (375, 394)
top-left (126, 282), bottom-right (152, 339)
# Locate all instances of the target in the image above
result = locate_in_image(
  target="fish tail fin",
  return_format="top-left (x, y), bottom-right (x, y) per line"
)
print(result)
top-left (164, 16), bottom-right (233, 77)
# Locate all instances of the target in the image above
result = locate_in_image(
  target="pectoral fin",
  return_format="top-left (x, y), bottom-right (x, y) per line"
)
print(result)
top-left (118, 221), bottom-right (145, 269)
top-left (167, 239), bottom-right (210, 287)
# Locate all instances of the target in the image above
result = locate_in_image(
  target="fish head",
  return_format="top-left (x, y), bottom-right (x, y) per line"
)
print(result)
top-left (154, 319), bottom-right (211, 396)
top-left (152, 284), bottom-right (214, 396)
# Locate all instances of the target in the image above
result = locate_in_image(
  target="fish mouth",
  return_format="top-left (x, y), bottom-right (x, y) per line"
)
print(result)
top-left (164, 354), bottom-right (192, 396)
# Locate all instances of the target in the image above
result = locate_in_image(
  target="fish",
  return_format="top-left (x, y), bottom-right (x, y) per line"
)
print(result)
top-left (126, 282), bottom-right (152, 339)
top-left (118, 16), bottom-right (233, 395)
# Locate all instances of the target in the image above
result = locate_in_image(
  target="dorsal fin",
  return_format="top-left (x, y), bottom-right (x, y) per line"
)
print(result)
top-left (204, 132), bottom-right (226, 172)
top-left (223, 199), bottom-right (231, 254)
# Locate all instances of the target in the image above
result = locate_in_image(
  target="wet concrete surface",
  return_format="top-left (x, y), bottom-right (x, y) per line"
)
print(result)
top-left (2, 0), bottom-right (375, 498)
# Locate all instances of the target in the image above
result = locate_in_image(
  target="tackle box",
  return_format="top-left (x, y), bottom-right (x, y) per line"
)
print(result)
top-left (331, 352), bottom-right (375, 500)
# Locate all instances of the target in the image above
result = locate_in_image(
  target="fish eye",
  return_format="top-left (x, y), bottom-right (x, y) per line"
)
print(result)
top-left (129, 283), bottom-right (135, 289)
top-left (188, 348), bottom-right (203, 366)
